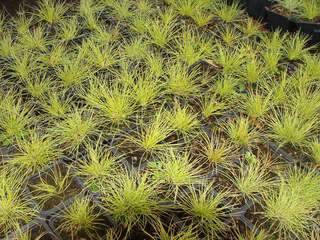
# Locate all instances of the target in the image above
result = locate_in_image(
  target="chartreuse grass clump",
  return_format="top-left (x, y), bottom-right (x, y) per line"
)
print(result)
top-left (30, 164), bottom-right (76, 209)
top-left (10, 132), bottom-right (60, 173)
top-left (75, 140), bottom-right (120, 190)
top-left (99, 171), bottom-right (168, 234)
top-left (57, 196), bottom-right (102, 239)
top-left (229, 152), bottom-right (276, 201)
top-left (0, 0), bottom-right (320, 238)
top-left (263, 167), bottom-right (320, 238)
top-left (0, 92), bottom-right (35, 145)
top-left (178, 184), bottom-right (233, 238)
top-left (149, 149), bottom-right (203, 194)
top-left (197, 132), bottom-right (236, 166)
top-left (0, 168), bottom-right (38, 237)
top-left (125, 110), bottom-right (173, 154)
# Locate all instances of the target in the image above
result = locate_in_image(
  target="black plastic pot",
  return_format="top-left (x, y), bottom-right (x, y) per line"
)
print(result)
top-left (294, 21), bottom-right (320, 45)
top-left (265, 8), bottom-right (295, 31)
top-left (28, 162), bottom-right (85, 216)
top-left (266, 141), bottom-right (297, 163)
top-left (246, 0), bottom-right (268, 19)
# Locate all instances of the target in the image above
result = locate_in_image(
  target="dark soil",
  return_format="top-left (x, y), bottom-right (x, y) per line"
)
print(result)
top-left (29, 163), bottom-right (81, 211)
top-left (270, 4), bottom-right (320, 23)
top-left (0, 0), bottom-right (37, 15)
top-left (0, 0), bottom-right (78, 16)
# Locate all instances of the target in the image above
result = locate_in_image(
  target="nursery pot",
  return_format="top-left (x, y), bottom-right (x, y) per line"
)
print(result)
top-left (0, 0), bottom-right (36, 15)
top-left (246, 0), bottom-right (268, 19)
top-left (294, 21), bottom-right (320, 45)
top-left (28, 162), bottom-right (84, 216)
top-left (226, 0), bottom-right (247, 6)
top-left (265, 8), bottom-right (295, 31)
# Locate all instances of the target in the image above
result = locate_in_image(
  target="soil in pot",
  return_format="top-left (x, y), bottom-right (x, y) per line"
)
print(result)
top-left (28, 162), bottom-right (82, 212)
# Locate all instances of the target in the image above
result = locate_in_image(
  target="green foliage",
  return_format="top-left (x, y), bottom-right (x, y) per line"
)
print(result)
top-left (241, 18), bottom-right (263, 37)
top-left (84, 82), bottom-right (135, 124)
top-left (148, 220), bottom-right (198, 240)
top-left (0, 35), bottom-right (15, 58)
top-left (198, 133), bottom-right (236, 165)
top-left (308, 139), bottom-right (320, 163)
top-left (10, 52), bottom-right (38, 80)
top-left (147, 12), bottom-right (176, 47)
top-left (19, 26), bottom-right (49, 51)
top-left (109, 0), bottom-right (133, 21)
top-left (135, 0), bottom-right (154, 16)
top-left (133, 73), bottom-right (162, 107)
top-left (167, 104), bottom-right (199, 137)
top-left (302, 54), bottom-right (320, 82)
top-left (173, 29), bottom-right (212, 66)
top-left (299, 0), bottom-right (320, 20)
top-left (285, 33), bottom-right (310, 61)
top-left (41, 91), bottom-right (72, 118)
top-left (123, 37), bottom-right (149, 61)
top-left (242, 56), bottom-right (266, 84)
top-left (0, 169), bottom-right (37, 235)
top-left (178, 184), bottom-right (232, 237)
top-left (23, 73), bottom-right (52, 99)
top-left (39, 44), bottom-right (65, 67)
top-left (213, 45), bottom-right (245, 74)
top-left (0, 13), bottom-right (4, 33)
top-left (231, 153), bottom-right (275, 200)
top-left (36, 0), bottom-right (68, 24)
top-left (78, 0), bottom-right (103, 30)
top-left (218, 25), bottom-right (241, 47)
top-left (76, 142), bottom-right (119, 188)
top-left (13, 12), bottom-right (34, 35)
top-left (276, 0), bottom-right (320, 20)
top-left (191, 11), bottom-right (213, 27)
top-left (57, 53), bottom-right (92, 87)
top-left (235, 227), bottom-right (269, 240)
top-left (261, 71), bottom-right (289, 105)
top-left (100, 172), bottom-right (166, 232)
top-left (126, 111), bottom-right (173, 153)
top-left (90, 24), bottom-right (120, 44)
top-left (0, 0), bottom-right (319, 238)
top-left (242, 91), bottom-right (272, 119)
top-left (267, 109), bottom-right (316, 147)
top-left (150, 149), bottom-right (202, 190)
top-left (200, 95), bottom-right (227, 118)
top-left (84, 40), bottom-right (118, 70)
top-left (11, 133), bottom-right (60, 172)
top-left (276, 0), bottom-right (301, 14)
top-left (225, 117), bottom-right (259, 148)
top-left (214, 74), bottom-right (239, 98)
top-left (166, 62), bottom-right (201, 97)
top-left (57, 17), bottom-right (80, 42)
top-left (289, 89), bottom-right (320, 121)
top-left (51, 109), bottom-right (98, 151)
top-left (214, 1), bottom-right (243, 23)
top-left (130, 15), bottom-right (149, 34)
top-left (0, 93), bottom-right (34, 145)
top-left (262, 49), bottom-right (282, 74)
top-left (263, 167), bottom-right (320, 238)
top-left (30, 164), bottom-right (72, 205)
top-left (58, 197), bottom-right (102, 239)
